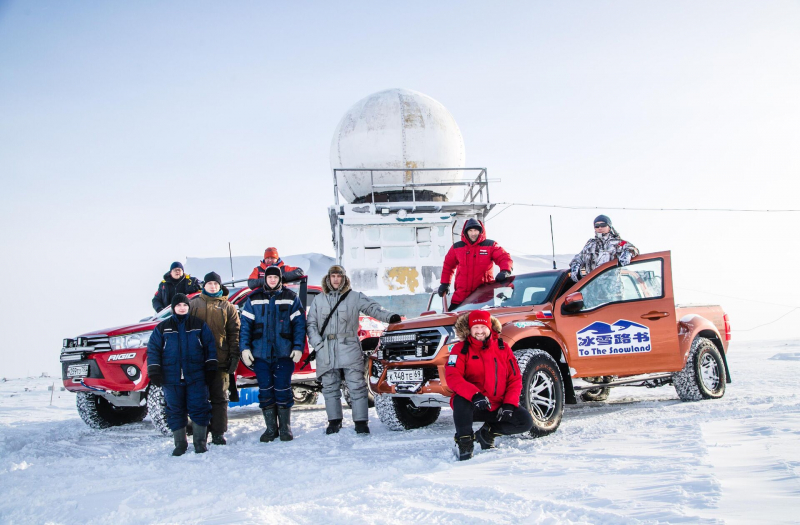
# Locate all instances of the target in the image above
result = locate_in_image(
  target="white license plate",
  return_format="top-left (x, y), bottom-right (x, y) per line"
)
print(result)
top-left (67, 364), bottom-right (89, 378)
top-left (387, 369), bottom-right (423, 383)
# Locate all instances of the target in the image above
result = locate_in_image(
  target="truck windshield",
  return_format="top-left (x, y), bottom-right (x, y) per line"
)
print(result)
top-left (452, 271), bottom-right (562, 311)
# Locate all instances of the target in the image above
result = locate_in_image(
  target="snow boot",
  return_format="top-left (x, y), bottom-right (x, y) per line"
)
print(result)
top-left (260, 406), bottom-right (278, 443)
top-left (354, 421), bottom-right (370, 435)
top-left (476, 423), bottom-right (500, 450)
top-left (454, 434), bottom-right (474, 461)
top-left (171, 428), bottom-right (188, 456)
top-left (192, 423), bottom-right (208, 454)
top-left (211, 433), bottom-right (227, 445)
top-left (278, 407), bottom-right (293, 441)
top-left (325, 419), bottom-right (343, 435)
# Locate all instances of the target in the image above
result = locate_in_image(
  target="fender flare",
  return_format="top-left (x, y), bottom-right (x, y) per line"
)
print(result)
top-left (679, 317), bottom-right (732, 383)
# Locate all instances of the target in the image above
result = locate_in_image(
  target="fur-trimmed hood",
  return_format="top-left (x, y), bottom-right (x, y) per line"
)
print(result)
top-left (454, 312), bottom-right (502, 341)
top-left (321, 265), bottom-right (352, 294)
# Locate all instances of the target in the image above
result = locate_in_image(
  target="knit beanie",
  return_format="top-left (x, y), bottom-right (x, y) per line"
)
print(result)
top-left (171, 293), bottom-right (190, 310)
top-left (203, 272), bottom-right (221, 285)
top-left (264, 247), bottom-right (279, 259)
top-left (468, 310), bottom-right (492, 329)
top-left (593, 215), bottom-right (612, 226)
top-left (170, 261), bottom-right (184, 271)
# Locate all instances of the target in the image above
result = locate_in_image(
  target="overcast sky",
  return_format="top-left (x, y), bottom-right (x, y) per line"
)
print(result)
top-left (1, 1), bottom-right (798, 376)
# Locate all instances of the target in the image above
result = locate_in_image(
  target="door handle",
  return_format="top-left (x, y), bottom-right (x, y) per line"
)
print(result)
top-left (641, 311), bottom-right (669, 320)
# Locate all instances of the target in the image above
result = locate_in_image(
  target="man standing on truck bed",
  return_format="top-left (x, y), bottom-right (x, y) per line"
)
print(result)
top-left (307, 265), bottom-right (401, 435)
top-left (239, 265), bottom-right (306, 443)
top-left (247, 247), bottom-right (305, 289)
top-left (188, 272), bottom-right (241, 446)
top-left (438, 218), bottom-right (513, 311)
top-left (152, 262), bottom-right (202, 312)
top-left (445, 310), bottom-right (533, 461)
top-left (569, 215), bottom-right (639, 282)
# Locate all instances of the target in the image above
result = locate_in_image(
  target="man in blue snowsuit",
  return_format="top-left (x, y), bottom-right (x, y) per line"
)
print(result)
top-left (239, 265), bottom-right (306, 443)
top-left (147, 293), bottom-right (218, 456)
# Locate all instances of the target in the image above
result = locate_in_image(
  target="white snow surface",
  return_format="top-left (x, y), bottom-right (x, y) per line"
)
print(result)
top-left (2, 340), bottom-right (799, 524)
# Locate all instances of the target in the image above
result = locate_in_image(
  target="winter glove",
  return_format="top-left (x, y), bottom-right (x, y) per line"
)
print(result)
top-left (617, 251), bottom-right (632, 267)
top-left (437, 283), bottom-right (450, 297)
top-left (472, 393), bottom-right (492, 411)
top-left (570, 261), bottom-right (582, 282)
top-left (496, 404), bottom-right (515, 423)
top-left (495, 270), bottom-right (511, 283)
top-left (228, 374), bottom-right (239, 402)
top-left (227, 358), bottom-right (240, 375)
top-left (389, 314), bottom-right (401, 323)
top-left (290, 350), bottom-right (303, 363)
top-left (241, 349), bottom-right (254, 367)
top-left (205, 369), bottom-right (217, 386)
top-left (149, 373), bottom-right (163, 387)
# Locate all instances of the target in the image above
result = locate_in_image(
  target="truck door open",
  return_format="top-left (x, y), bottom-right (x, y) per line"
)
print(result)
top-left (555, 251), bottom-right (682, 377)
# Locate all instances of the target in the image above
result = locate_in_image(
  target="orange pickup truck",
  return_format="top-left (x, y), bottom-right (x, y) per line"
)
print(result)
top-left (369, 251), bottom-right (731, 436)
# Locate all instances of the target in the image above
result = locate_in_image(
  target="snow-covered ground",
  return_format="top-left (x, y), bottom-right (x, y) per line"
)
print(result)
top-left (1, 340), bottom-right (799, 524)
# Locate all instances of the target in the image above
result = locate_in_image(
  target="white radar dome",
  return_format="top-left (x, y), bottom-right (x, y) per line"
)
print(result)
top-left (330, 88), bottom-right (466, 203)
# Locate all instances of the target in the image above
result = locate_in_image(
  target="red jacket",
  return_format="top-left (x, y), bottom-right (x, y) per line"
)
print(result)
top-left (440, 220), bottom-right (513, 305)
top-left (247, 258), bottom-right (303, 289)
top-left (444, 334), bottom-right (522, 410)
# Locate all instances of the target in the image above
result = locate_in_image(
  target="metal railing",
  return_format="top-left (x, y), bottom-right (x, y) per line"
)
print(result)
top-left (332, 167), bottom-right (493, 206)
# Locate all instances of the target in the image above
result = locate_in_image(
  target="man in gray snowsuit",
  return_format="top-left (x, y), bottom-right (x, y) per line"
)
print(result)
top-left (307, 265), bottom-right (401, 435)
top-left (569, 214), bottom-right (640, 309)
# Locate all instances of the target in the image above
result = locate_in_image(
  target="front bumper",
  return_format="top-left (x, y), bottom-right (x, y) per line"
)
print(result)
top-left (368, 357), bottom-right (453, 403)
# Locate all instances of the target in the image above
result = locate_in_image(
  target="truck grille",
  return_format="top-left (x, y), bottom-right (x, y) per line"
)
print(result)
top-left (61, 335), bottom-right (111, 359)
top-left (379, 327), bottom-right (449, 362)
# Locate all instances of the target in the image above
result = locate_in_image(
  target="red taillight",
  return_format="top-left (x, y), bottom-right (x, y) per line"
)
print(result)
top-left (723, 313), bottom-right (731, 341)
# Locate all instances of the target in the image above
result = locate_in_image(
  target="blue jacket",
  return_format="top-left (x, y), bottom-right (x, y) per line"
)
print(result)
top-left (146, 315), bottom-right (217, 385)
top-left (240, 286), bottom-right (306, 361)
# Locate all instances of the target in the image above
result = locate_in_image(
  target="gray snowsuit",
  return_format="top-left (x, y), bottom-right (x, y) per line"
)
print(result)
top-left (569, 231), bottom-right (639, 308)
top-left (307, 269), bottom-right (396, 422)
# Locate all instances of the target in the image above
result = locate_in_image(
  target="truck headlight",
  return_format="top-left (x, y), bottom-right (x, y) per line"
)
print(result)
top-left (110, 331), bottom-right (152, 350)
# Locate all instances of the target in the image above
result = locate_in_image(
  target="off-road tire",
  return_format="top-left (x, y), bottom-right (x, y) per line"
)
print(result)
top-left (342, 362), bottom-right (375, 408)
top-left (375, 394), bottom-right (441, 431)
top-left (293, 388), bottom-right (319, 405)
top-left (76, 391), bottom-right (148, 429)
top-left (146, 385), bottom-right (171, 436)
top-left (516, 349), bottom-right (565, 437)
top-left (673, 337), bottom-right (726, 401)
top-left (580, 376), bottom-right (613, 402)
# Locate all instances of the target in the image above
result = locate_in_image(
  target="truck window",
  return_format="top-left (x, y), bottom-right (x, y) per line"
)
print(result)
top-left (581, 259), bottom-right (664, 311)
top-left (453, 271), bottom-right (562, 311)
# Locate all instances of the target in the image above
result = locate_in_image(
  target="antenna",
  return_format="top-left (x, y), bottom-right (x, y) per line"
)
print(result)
top-left (228, 242), bottom-right (235, 284)
top-left (550, 215), bottom-right (557, 269)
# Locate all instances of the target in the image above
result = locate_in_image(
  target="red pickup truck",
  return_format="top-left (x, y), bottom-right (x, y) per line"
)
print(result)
top-left (60, 279), bottom-right (385, 434)
top-left (369, 251), bottom-right (731, 436)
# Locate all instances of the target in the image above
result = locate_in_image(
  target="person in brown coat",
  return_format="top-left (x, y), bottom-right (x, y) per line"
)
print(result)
top-left (188, 272), bottom-right (241, 445)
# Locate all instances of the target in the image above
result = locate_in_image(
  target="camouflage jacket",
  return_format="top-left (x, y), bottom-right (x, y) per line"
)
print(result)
top-left (570, 232), bottom-right (639, 280)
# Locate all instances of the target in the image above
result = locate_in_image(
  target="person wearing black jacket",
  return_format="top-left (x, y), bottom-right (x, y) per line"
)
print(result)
top-left (152, 262), bottom-right (202, 312)
top-left (146, 294), bottom-right (218, 455)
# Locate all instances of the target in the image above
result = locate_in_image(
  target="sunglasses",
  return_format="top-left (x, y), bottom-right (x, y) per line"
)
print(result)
top-left (594, 223), bottom-right (608, 228)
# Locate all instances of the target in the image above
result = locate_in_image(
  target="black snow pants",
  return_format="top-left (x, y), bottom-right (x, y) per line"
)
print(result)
top-left (452, 394), bottom-right (533, 438)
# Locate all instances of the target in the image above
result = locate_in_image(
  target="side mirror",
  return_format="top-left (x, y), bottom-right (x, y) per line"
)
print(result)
top-left (562, 292), bottom-right (584, 314)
